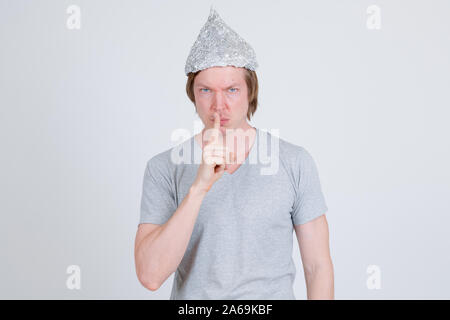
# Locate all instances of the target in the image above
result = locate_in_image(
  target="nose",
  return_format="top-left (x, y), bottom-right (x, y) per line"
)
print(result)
top-left (213, 91), bottom-right (226, 112)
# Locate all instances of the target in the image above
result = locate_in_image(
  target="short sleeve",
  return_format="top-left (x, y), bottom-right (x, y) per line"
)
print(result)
top-left (291, 147), bottom-right (328, 225)
top-left (139, 157), bottom-right (177, 225)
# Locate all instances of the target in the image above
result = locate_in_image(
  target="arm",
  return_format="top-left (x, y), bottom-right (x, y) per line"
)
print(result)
top-left (135, 115), bottom-right (233, 291)
top-left (294, 214), bottom-right (334, 299)
top-left (134, 184), bottom-right (207, 291)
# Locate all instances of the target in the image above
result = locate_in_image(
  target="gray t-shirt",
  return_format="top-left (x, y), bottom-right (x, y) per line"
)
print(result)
top-left (139, 127), bottom-right (328, 299)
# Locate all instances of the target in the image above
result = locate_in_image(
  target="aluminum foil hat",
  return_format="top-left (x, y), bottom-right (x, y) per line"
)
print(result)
top-left (184, 6), bottom-right (258, 75)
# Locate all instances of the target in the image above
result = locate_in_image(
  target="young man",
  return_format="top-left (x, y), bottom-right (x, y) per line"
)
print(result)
top-left (134, 7), bottom-right (334, 300)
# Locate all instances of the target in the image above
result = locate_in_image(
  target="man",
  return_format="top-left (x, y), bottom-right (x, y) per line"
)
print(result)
top-left (134, 7), bottom-right (334, 300)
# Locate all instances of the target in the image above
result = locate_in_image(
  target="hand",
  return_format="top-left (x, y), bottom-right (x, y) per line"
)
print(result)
top-left (192, 112), bottom-right (236, 193)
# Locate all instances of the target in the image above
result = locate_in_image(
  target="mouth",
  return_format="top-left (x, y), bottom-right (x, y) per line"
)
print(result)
top-left (210, 117), bottom-right (230, 124)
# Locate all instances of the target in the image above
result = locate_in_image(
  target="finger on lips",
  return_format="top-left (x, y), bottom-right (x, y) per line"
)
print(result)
top-left (203, 112), bottom-right (237, 166)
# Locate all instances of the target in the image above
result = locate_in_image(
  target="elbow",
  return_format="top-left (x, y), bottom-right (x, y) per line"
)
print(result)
top-left (135, 251), bottom-right (174, 292)
top-left (138, 272), bottom-right (161, 292)
top-left (135, 250), bottom-right (162, 291)
top-left (145, 281), bottom-right (161, 292)
top-left (136, 261), bottom-right (162, 292)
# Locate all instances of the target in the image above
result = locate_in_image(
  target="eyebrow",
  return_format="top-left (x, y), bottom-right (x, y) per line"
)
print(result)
top-left (195, 82), bottom-right (241, 89)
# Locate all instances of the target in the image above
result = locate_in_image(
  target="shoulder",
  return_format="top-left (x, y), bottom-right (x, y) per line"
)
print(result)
top-left (260, 129), bottom-right (311, 167)
top-left (145, 136), bottom-right (194, 175)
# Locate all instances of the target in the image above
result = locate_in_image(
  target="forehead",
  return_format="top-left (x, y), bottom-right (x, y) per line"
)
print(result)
top-left (194, 66), bottom-right (246, 87)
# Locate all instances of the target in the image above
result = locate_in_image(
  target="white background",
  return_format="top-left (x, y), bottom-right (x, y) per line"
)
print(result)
top-left (0, 0), bottom-right (449, 299)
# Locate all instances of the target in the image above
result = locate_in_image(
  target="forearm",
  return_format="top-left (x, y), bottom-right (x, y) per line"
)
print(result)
top-left (304, 262), bottom-right (335, 300)
top-left (136, 184), bottom-right (207, 290)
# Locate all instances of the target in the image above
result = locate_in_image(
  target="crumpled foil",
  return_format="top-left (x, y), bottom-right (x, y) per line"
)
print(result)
top-left (184, 6), bottom-right (258, 75)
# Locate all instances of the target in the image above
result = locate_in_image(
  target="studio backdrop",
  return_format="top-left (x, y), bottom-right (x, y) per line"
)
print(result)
top-left (1, 0), bottom-right (449, 299)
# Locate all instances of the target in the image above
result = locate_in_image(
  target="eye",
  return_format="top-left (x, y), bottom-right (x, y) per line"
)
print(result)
top-left (200, 88), bottom-right (210, 93)
top-left (229, 88), bottom-right (238, 93)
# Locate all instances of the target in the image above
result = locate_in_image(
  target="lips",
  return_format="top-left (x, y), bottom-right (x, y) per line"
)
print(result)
top-left (211, 117), bottom-right (229, 121)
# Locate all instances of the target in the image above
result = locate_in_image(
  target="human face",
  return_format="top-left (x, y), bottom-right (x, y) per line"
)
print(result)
top-left (193, 66), bottom-right (252, 135)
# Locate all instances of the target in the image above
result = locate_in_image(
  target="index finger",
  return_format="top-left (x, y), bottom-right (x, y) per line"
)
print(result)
top-left (210, 112), bottom-right (221, 142)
